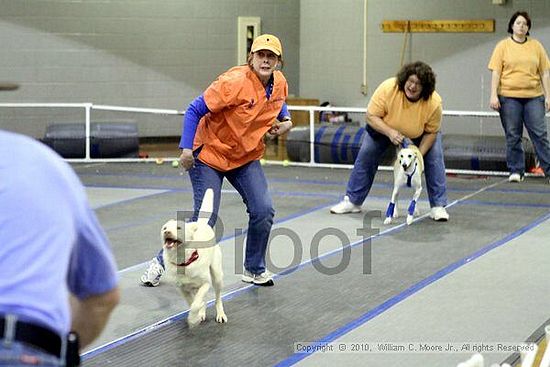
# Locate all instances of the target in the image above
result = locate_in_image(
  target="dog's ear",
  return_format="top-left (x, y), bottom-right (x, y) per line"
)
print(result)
top-left (183, 222), bottom-right (199, 241)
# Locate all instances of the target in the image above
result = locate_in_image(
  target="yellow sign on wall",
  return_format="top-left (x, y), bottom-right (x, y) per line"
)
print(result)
top-left (381, 20), bottom-right (495, 33)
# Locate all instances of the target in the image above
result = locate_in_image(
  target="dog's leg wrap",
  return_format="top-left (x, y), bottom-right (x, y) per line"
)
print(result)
top-left (385, 202), bottom-right (395, 218)
top-left (408, 200), bottom-right (416, 216)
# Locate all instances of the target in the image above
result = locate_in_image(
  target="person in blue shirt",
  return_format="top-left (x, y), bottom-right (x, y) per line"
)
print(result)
top-left (0, 130), bottom-right (120, 366)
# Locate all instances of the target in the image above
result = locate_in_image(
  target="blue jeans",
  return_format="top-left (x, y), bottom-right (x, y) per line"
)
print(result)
top-left (155, 151), bottom-right (275, 275)
top-left (498, 95), bottom-right (550, 176)
top-left (345, 127), bottom-right (448, 208)
top-left (0, 343), bottom-right (62, 366)
top-left (189, 157), bottom-right (274, 274)
top-left (1, 315), bottom-right (63, 367)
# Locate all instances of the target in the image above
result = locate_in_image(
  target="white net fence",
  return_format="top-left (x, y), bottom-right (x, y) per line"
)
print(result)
top-left (0, 103), bottom-right (547, 175)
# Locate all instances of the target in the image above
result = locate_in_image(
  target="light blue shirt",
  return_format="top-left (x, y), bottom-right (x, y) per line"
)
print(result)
top-left (0, 130), bottom-right (118, 336)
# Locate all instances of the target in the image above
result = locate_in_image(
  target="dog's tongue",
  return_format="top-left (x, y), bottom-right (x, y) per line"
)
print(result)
top-left (165, 239), bottom-right (178, 248)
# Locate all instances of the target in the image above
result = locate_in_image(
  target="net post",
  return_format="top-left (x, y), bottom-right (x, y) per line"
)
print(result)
top-left (309, 109), bottom-right (315, 165)
top-left (84, 103), bottom-right (92, 161)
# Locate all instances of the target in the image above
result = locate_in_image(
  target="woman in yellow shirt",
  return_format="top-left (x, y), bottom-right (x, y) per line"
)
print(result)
top-left (330, 61), bottom-right (449, 221)
top-left (488, 11), bottom-right (550, 183)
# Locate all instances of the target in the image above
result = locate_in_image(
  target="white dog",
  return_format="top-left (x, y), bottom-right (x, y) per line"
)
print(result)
top-left (162, 188), bottom-right (227, 327)
top-left (384, 143), bottom-right (424, 225)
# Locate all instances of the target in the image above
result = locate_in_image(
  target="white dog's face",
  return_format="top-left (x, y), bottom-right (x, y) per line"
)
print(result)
top-left (161, 219), bottom-right (216, 251)
top-left (161, 219), bottom-right (182, 250)
top-left (398, 148), bottom-right (417, 170)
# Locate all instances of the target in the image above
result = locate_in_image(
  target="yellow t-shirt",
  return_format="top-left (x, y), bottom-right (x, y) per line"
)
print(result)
top-left (488, 37), bottom-right (550, 98)
top-left (367, 77), bottom-right (442, 139)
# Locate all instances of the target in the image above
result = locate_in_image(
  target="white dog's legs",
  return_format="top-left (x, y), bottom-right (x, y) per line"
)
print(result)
top-left (210, 267), bottom-right (227, 324)
top-left (406, 185), bottom-right (423, 225)
top-left (384, 189), bottom-right (400, 224)
top-left (180, 289), bottom-right (194, 309)
top-left (210, 248), bottom-right (227, 323)
top-left (186, 283), bottom-right (210, 327)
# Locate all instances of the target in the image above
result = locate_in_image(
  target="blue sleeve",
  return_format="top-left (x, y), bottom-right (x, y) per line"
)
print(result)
top-left (179, 94), bottom-right (210, 149)
top-left (68, 204), bottom-right (119, 298)
top-left (277, 102), bottom-right (290, 121)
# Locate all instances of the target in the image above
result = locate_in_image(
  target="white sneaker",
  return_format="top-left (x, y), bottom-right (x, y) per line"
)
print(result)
top-left (241, 270), bottom-right (255, 283)
top-left (252, 271), bottom-right (274, 286)
top-left (430, 206), bottom-right (449, 222)
top-left (140, 257), bottom-right (165, 287)
top-left (330, 196), bottom-right (361, 214)
top-left (241, 270), bottom-right (274, 286)
top-left (508, 173), bottom-right (524, 183)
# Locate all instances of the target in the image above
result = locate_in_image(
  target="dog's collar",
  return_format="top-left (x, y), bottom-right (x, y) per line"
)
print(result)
top-left (172, 250), bottom-right (199, 267)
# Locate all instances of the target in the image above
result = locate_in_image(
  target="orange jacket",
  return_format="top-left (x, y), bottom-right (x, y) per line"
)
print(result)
top-left (194, 65), bottom-right (288, 171)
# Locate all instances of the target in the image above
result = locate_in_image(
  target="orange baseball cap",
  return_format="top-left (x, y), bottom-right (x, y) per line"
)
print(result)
top-left (251, 34), bottom-right (282, 57)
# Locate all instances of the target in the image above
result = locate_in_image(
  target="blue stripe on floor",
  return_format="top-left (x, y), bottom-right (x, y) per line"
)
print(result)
top-left (82, 179), bottom-right (547, 361)
top-left (273, 211), bottom-right (550, 367)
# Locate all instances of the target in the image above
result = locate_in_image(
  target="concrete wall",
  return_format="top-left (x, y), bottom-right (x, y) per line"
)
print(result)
top-left (2, 0), bottom-right (550, 138)
top-left (299, 0), bottom-right (550, 135)
top-left (0, 0), bottom-right (299, 137)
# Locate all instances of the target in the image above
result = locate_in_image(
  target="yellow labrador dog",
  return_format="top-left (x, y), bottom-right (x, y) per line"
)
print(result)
top-left (384, 142), bottom-right (424, 225)
top-left (162, 189), bottom-right (227, 327)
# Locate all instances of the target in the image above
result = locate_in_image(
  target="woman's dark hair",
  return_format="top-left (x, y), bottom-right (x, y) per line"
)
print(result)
top-left (396, 61), bottom-right (436, 101)
top-left (507, 11), bottom-right (531, 36)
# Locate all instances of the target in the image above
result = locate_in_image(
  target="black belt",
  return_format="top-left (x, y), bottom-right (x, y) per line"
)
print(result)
top-left (0, 317), bottom-right (62, 358)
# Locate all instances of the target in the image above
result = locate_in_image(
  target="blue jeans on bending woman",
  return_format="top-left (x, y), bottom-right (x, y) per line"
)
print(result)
top-left (187, 156), bottom-right (274, 275)
top-left (155, 152), bottom-right (274, 275)
top-left (498, 95), bottom-right (550, 176)
top-left (345, 126), bottom-right (448, 208)
top-left (183, 152), bottom-right (275, 274)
